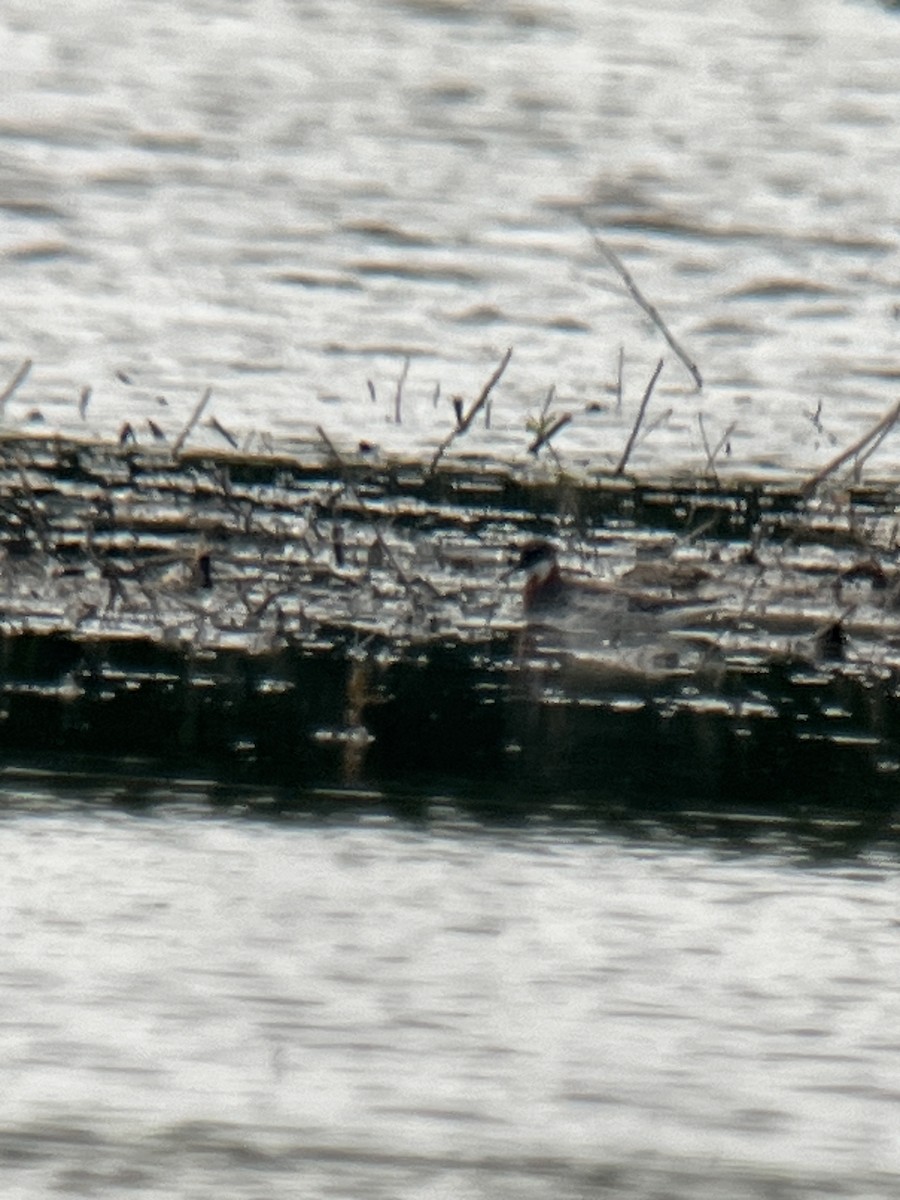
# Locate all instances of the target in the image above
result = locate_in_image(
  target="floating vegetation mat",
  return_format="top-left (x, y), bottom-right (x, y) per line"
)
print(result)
top-left (0, 429), bottom-right (899, 813)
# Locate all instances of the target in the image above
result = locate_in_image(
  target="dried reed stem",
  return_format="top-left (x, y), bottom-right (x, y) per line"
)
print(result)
top-left (528, 412), bottom-right (572, 455)
top-left (394, 356), bottom-right (410, 424)
top-left (698, 413), bottom-right (737, 482)
top-left (0, 359), bottom-right (32, 419)
top-left (640, 407), bottom-right (673, 441)
top-left (801, 398), bottom-right (900, 497)
top-left (173, 387), bottom-right (213, 455)
top-left (614, 358), bottom-right (664, 476)
top-left (11, 451), bottom-right (48, 552)
top-left (852, 417), bottom-right (897, 480)
top-left (316, 425), bottom-right (346, 468)
top-left (581, 216), bottom-right (702, 390)
top-left (209, 417), bottom-right (238, 449)
top-left (427, 348), bottom-right (513, 475)
top-left (458, 348), bottom-right (512, 435)
top-left (371, 528), bottom-right (439, 599)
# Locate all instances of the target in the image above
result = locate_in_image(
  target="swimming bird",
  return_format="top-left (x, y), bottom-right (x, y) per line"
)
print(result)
top-left (510, 538), bottom-right (720, 678)
top-left (514, 538), bottom-right (711, 615)
top-left (515, 539), bottom-right (567, 611)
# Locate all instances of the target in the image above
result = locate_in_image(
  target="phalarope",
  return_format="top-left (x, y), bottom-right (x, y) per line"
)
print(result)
top-left (511, 539), bottom-right (718, 676)
top-left (515, 538), bottom-right (710, 613)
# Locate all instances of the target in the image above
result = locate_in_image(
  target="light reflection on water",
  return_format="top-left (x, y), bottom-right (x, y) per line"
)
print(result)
top-left (3, 0), bottom-right (900, 1193)
top-left (1, 0), bottom-right (900, 476)
top-left (2, 772), bottom-right (900, 1197)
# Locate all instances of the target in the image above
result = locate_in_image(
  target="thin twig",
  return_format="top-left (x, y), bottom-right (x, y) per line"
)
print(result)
top-left (0, 359), bottom-right (32, 419)
top-left (711, 421), bottom-right (737, 467)
top-left (852, 417), bottom-right (897, 481)
top-left (371, 528), bottom-right (439, 599)
top-left (209, 416), bottom-right (239, 449)
top-left (684, 513), bottom-right (720, 545)
top-left (698, 413), bottom-right (737, 482)
top-left (394, 356), bottom-right (410, 424)
top-left (801, 398), bottom-right (900, 497)
top-left (614, 358), bottom-right (664, 476)
top-left (172, 387), bottom-right (212, 455)
top-left (316, 425), bottom-right (346, 468)
top-left (638, 406), bottom-right (673, 443)
top-left (427, 348), bottom-right (513, 475)
top-left (371, 528), bottom-right (412, 588)
top-left (529, 412), bottom-right (572, 456)
top-left (580, 215), bottom-right (702, 390)
top-left (458, 348), bottom-right (512, 435)
top-left (616, 346), bottom-right (624, 413)
top-left (697, 411), bottom-right (713, 468)
top-left (540, 384), bottom-right (556, 422)
top-left (11, 451), bottom-right (48, 552)
top-left (525, 385), bottom-right (557, 450)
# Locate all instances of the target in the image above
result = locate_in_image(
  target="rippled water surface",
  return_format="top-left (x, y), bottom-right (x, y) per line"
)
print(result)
top-left (2, 0), bottom-right (900, 476)
top-left (2, 775), bottom-right (900, 1199)
top-left (5, 3), bottom-right (900, 1196)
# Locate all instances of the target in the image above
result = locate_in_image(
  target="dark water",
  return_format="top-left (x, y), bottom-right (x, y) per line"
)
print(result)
top-left (4, 1), bottom-right (900, 1195)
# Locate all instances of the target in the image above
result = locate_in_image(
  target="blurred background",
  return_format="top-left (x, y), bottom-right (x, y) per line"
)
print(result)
top-left (1, 0), bottom-right (900, 474)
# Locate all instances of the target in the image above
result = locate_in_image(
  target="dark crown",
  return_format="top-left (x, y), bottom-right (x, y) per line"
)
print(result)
top-left (516, 539), bottom-right (557, 573)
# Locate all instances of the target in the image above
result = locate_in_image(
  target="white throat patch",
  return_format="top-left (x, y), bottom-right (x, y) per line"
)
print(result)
top-left (529, 556), bottom-right (556, 584)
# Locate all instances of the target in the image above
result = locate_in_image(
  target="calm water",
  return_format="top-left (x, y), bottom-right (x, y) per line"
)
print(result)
top-left (1, 0), bottom-right (900, 476)
top-left (2, 775), bottom-right (900, 1199)
top-left (4, 1), bottom-right (900, 1195)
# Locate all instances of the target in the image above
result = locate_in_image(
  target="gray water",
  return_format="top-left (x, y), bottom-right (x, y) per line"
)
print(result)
top-left (4, 1), bottom-right (900, 1195)
top-left (3, 779), bottom-right (900, 1199)
top-left (2, 0), bottom-right (900, 477)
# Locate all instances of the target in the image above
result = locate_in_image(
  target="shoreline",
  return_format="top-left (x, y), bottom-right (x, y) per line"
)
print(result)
top-left (0, 429), bottom-right (894, 806)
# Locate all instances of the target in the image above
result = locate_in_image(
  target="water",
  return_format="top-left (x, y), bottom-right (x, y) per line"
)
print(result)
top-left (4, 1), bottom-right (900, 1194)
top-left (2, 0), bottom-right (900, 477)
top-left (2, 779), bottom-right (900, 1199)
